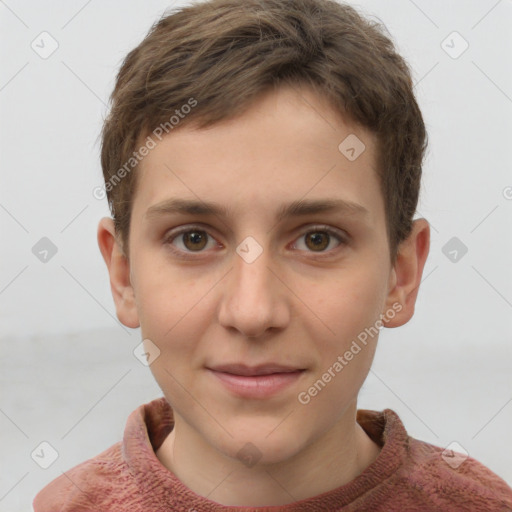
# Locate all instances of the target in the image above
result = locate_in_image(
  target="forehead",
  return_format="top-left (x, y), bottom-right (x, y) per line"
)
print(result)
top-left (132, 85), bottom-right (383, 227)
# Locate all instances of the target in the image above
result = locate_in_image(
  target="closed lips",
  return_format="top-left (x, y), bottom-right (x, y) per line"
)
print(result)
top-left (208, 364), bottom-right (305, 376)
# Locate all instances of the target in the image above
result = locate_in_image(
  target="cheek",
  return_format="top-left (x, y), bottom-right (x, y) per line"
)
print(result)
top-left (297, 281), bottom-right (382, 418)
top-left (133, 261), bottom-right (217, 370)
top-left (132, 250), bottom-right (200, 333)
top-left (313, 269), bottom-right (386, 351)
top-left (133, 276), bottom-right (186, 358)
top-left (301, 269), bottom-right (386, 408)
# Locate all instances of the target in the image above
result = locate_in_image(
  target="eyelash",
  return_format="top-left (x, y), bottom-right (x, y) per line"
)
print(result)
top-left (163, 224), bottom-right (348, 260)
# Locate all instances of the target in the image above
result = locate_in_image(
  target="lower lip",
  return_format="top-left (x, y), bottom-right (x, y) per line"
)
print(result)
top-left (208, 369), bottom-right (304, 399)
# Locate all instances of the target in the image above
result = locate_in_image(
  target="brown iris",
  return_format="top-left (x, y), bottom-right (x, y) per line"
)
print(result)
top-left (183, 230), bottom-right (208, 251)
top-left (305, 231), bottom-right (330, 251)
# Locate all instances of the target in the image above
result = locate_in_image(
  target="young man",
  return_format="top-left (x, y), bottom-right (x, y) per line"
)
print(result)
top-left (34, 0), bottom-right (512, 510)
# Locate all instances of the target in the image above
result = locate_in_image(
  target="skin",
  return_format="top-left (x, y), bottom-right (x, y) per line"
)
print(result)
top-left (98, 84), bottom-right (430, 506)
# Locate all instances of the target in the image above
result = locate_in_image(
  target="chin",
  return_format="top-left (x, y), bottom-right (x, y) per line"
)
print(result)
top-left (214, 427), bottom-right (307, 467)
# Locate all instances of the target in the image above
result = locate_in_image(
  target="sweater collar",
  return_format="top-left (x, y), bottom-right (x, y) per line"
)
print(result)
top-left (122, 397), bottom-right (409, 510)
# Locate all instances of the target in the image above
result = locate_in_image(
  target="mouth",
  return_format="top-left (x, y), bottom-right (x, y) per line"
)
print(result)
top-left (209, 363), bottom-right (305, 376)
top-left (206, 363), bottom-right (306, 399)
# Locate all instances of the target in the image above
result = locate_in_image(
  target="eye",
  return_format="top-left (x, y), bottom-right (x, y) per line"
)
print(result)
top-left (164, 226), bottom-right (219, 255)
top-left (164, 224), bottom-right (347, 258)
top-left (292, 226), bottom-right (346, 254)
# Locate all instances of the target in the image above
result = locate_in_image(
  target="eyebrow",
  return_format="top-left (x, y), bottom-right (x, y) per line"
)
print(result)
top-left (145, 197), bottom-right (369, 222)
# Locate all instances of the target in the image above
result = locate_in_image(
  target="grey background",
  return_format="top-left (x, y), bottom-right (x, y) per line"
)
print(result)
top-left (1, 0), bottom-right (511, 510)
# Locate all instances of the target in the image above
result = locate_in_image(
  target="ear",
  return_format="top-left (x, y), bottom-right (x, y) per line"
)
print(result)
top-left (97, 217), bottom-right (140, 328)
top-left (382, 218), bottom-right (430, 328)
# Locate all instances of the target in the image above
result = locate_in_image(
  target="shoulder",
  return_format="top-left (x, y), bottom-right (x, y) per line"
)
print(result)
top-left (361, 409), bottom-right (512, 511)
top-left (399, 435), bottom-right (512, 511)
top-left (32, 397), bottom-right (173, 512)
top-left (33, 441), bottom-right (128, 512)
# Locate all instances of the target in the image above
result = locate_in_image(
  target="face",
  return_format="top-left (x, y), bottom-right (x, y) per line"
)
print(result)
top-left (122, 85), bottom-right (399, 464)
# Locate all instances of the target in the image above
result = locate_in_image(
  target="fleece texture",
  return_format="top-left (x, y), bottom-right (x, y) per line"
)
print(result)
top-left (33, 397), bottom-right (512, 511)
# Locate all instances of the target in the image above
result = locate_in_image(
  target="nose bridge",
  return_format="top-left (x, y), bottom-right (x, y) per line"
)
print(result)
top-left (232, 237), bottom-right (275, 309)
top-left (218, 235), bottom-right (288, 337)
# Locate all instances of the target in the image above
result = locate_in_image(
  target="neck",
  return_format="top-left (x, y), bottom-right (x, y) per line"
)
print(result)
top-left (156, 402), bottom-right (382, 506)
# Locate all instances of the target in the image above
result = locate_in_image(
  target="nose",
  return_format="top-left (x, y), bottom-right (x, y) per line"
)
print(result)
top-left (217, 242), bottom-right (290, 339)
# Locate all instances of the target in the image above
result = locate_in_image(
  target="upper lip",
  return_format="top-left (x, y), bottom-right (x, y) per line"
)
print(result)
top-left (208, 364), bottom-right (304, 376)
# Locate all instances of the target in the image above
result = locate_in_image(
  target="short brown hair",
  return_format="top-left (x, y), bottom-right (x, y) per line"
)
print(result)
top-left (100, 0), bottom-right (427, 265)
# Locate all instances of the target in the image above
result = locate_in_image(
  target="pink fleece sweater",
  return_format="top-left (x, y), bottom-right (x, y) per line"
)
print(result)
top-left (33, 397), bottom-right (512, 511)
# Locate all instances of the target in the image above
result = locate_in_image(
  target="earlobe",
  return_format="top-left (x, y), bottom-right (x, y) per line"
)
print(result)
top-left (97, 217), bottom-right (140, 329)
top-left (382, 218), bottom-right (430, 328)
